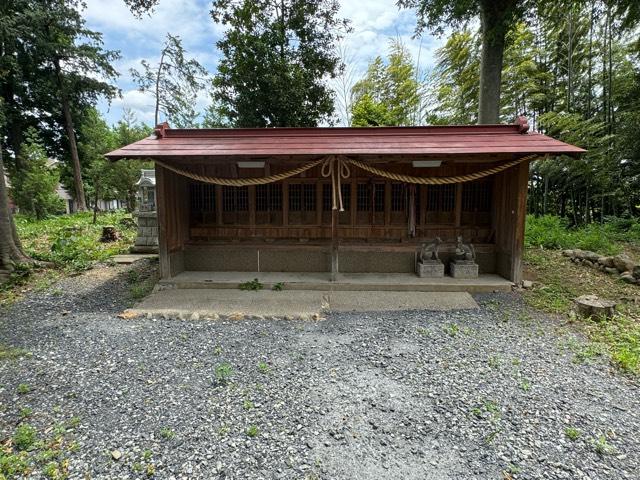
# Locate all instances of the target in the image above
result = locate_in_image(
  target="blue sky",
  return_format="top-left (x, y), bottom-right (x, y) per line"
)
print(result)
top-left (84, 0), bottom-right (443, 127)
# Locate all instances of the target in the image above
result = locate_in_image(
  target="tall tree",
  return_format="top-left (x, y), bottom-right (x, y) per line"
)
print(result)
top-left (0, 100), bottom-right (29, 274)
top-left (350, 39), bottom-right (421, 126)
top-left (23, 0), bottom-right (119, 211)
top-left (398, 0), bottom-right (526, 124)
top-left (211, 0), bottom-right (350, 127)
top-left (130, 34), bottom-right (208, 128)
top-left (427, 30), bottom-right (480, 124)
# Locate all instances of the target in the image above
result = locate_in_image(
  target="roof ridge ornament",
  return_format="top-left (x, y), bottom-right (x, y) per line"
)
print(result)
top-left (515, 115), bottom-right (529, 134)
top-left (154, 121), bottom-right (170, 139)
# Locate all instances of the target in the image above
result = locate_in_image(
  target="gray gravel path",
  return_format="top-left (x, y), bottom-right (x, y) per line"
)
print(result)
top-left (1, 261), bottom-right (639, 479)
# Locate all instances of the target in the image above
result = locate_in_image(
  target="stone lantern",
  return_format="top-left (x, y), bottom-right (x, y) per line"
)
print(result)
top-left (130, 169), bottom-right (159, 253)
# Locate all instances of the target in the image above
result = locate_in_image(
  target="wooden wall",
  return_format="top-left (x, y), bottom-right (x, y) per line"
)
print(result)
top-left (186, 160), bottom-right (495, 245)
top-left (493, 160), bottom-right (530, 283)
top-left (156, 164), bottom-right (189, 278)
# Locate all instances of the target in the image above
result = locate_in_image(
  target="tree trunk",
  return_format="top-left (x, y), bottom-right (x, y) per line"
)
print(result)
top-left (0, 147), bottom-right (29, 273)
top-left (477, 0), bottom-right (513, 124)
top-left (154, 50), bottom-right (167, 126)
top-left (55, 58), bottom-right (87, 212)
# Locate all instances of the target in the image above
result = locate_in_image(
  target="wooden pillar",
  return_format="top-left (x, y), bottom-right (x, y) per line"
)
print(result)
top-left (282, 182), bottom-right (289, 226)
top-left (509, 161), bottom-right (530, 283)
top-left (494, 160), bottom-right (530, 283)
top-left (331, 207), bottom-right (338, 281)
top-left (215, 185), bottom-right (223, 225)
top-left (454, 183), bottom-right (463, 228)
top-left (155, 164), bottom-right (170, 279)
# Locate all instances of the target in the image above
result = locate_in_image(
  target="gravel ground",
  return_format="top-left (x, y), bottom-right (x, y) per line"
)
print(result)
top-left (1, 261), bottom-right (639, 479)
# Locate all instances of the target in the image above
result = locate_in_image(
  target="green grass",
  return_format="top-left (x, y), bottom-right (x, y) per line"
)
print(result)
top-left (15, 211), bottom-right (136, 272)
top-left (0, 416), bottom-right (79, 478)
top-left (214, 362), bottom-right (234, 385)
top-left (0, 345), bottom-right (30, 360)
top-left (246, 425), bottom-right (259, 438)
top-left (524, 248), bottom-right (640, 375)
top-left (525, 215), bottom-right (640, 255)
top-left (565, 427), bottom-right (581, 441)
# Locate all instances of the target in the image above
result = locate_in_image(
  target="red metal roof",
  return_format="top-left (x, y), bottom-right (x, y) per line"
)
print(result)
top-left (105, 122), bottom-right (585, 161)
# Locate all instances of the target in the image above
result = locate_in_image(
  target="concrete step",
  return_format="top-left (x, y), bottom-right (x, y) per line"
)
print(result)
top-left (158, 271), bottom-right (513, 294)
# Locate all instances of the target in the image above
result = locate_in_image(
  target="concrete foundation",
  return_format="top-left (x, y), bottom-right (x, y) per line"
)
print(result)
top-left (416, 261), bottom-right (445, 278)
top-left (157, 271), bottom-right (512, 293)
top-left (450, 262), bottom-right (479, 279)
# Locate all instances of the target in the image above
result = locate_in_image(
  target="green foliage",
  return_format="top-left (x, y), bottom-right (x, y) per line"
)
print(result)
top-left (211, 0), bottom-right (349, 127)
top-left (427, 30), bottom-right (479, 125)
top-left (10, 129), bottom-right (64, 219)
top-left (130, 34), bottom-right (208, 127)
top-left (245, 425), bottom-right (259, 438)
top-left (565, 427), bottom-right (581, 441)
top-left (0, 416), bottom-right (79, 478)
top-left (0, 344), bottom-right (30, 360)
top-left (523, 247), bottom-right (640, 375)
top-left (15, 211), bottom-right (136, 272)
top-left (159, 427), bottom-right (176, 440)
top-left (13, 424), bottom-right (37, 451)
top-left (351, 40), bottom-right (420, 126)
top-left (525, 215), bottom-right (640, 255)
top-left (17, 383), bottom-right (30, 394)
top-left (257, 361), bottom-right (271, 374)
top-left (272, 282), bottom-right (284, 291)
top-left (239, 278), bottom-right (263, 291)
top-left (590, 434), bottom-right (616, 455)
top-left (214, 362), bottom-right (233, 385)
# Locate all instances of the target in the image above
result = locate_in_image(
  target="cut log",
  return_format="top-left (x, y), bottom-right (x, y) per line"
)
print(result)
top-left (574, 295), bottom-right (617, 320)
top-left (100, 226), bottom-right (120, 243)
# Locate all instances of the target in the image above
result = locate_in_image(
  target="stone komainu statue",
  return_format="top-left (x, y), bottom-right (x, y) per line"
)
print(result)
top-left (454, 235), bottom-right (476, 262)
top-left (420, 237), bottom-right (443, 263)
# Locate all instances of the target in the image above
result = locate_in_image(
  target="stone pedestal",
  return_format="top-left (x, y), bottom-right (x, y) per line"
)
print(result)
top-left (130, 211), bottom-right (159, 254)
top-left (450, 261), bottom-right (479, 279)
top-left (417, 261), bottom-right (444, 278)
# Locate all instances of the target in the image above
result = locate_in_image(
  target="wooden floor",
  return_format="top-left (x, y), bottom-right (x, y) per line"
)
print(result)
top-left (158, 271), bottom-right (513, 293)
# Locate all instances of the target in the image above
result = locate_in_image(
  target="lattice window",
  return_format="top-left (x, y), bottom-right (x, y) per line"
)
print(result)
top-left (222, 186), bottom-right (248, 212)
top-left (189, 183), bottom-right (216, 212)
top-left (357, 183), bottom-right (386, 212)
top-left (427, 184), bottom-right (455, 212)
top-left (374, 184), bottom-right (385, 212)
top-left (323, 183), bottom-right (351, 211)
top-left (357, 183), bottom-right (370, 211)
top-left (462, 181), bottom-right (491, 212)
top-left (256, 184), bottom-right (282, 212)
top-left (391, 183), bottom-right (405, 212)
top-left (289, 184), bottom-right (316, 212)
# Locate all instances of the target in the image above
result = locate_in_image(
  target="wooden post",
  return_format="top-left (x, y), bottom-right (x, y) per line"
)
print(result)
top-left (215, 185), bottom-right (223, 225)
top-left (282, 182), bottom-right (289, 226)
top-left (155, 164), bottom-right (170, 279)
top-left (454, 183), bottom-right (463, 227)
top-left (331, 207), bottom-right (338, 281)
top-left (509, 161), bottom-right (530, 283)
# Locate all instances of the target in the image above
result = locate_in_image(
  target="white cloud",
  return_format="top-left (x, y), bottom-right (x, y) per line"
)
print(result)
top-left (85, 0), bottom-right (444, 126)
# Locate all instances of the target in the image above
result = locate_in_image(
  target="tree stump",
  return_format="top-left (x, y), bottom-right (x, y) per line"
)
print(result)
top-left (574, 295), bottom-right (617, 320)
top-left (100, 226), bottom-right (120, 243)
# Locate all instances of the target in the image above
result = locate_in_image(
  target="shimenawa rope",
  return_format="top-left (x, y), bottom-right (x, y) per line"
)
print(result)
top-left (155, 154), bottom-right (537, 210)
